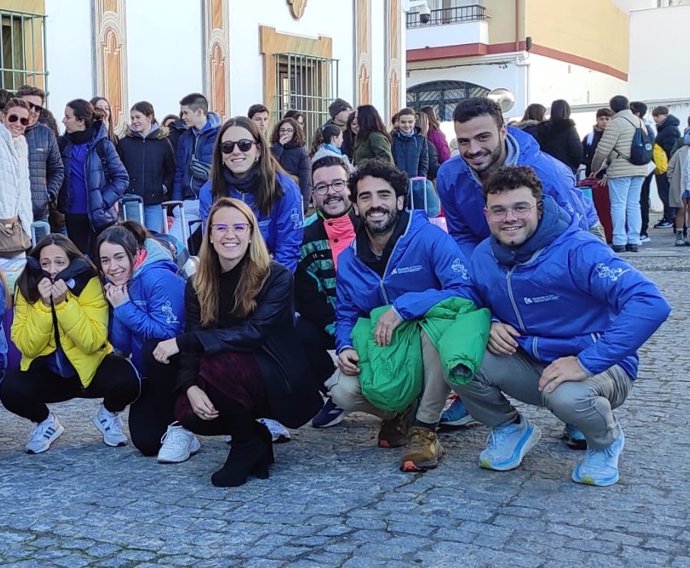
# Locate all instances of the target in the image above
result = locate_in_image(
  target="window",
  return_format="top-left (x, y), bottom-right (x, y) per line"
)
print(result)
top-left (274, 52), bottom-right (339, 139)
top-left (0, 9), bottom-right (47, 91)
top-left (407, 80), bottom-right (489, 121)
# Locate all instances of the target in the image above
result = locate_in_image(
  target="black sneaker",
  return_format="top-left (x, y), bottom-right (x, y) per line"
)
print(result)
top-left (612, 245), bottom-right (626, 253)
top-left (654, 220), bottom-right (673, 229)
top-left (625, 244), bottom-right (638, 252)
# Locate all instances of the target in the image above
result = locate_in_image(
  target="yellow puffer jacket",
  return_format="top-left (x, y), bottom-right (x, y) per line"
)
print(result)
top-left (12, 276), bottom-right (112, 388)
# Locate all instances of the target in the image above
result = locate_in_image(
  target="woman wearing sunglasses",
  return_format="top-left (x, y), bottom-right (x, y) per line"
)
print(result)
top-left (199, 116), bottom-right (303, 273)
top-left (152, 198), bottom-right (320, 487)
top-left (0, 98), bottom-right (33, 262)
top-left (269, 117), bottom-right (311, 213)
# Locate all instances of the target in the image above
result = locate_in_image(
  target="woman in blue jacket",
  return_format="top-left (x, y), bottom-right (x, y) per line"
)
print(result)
top-left (96, 221), bottom-right (195, 462)
top-left (59, 99), bottom-right (129, 254)
top-left (269, 117), bottom-right (311, 213)
top-left (199, 116), bottom-right (303, 273)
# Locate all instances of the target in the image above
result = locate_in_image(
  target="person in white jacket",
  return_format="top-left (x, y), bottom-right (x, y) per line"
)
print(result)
top-left (0, 98), bottom-right (33, 262)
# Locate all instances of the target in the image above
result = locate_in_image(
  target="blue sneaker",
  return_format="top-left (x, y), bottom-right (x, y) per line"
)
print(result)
top-left (571, 428), bottom-right (625, 487)
top-left (311, 398), bottom-right (346, 428)
top-left (479, 415), bottom-right (541, 471)
top-left (440, 396), bottom-right (479, 428)
top-left (563, 423), bottom-right (587, 450)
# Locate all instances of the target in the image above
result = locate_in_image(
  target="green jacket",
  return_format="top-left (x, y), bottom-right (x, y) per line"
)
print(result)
top-left (352, 297), bottom-right (491, 412)
top-left (353, 132), bottom-right (394, 166)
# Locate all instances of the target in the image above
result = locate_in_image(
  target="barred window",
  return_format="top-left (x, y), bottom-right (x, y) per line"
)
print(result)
top-left (1, 9), bottom-right (47, 91)
top-left (407, 80), bottom-right (489, 121)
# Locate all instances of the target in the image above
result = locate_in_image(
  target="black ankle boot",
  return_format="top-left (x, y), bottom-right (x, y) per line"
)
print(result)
top-left (211, 436), bottom-right (271, 487)
top-left (255, 421), bottom-right (275, 465)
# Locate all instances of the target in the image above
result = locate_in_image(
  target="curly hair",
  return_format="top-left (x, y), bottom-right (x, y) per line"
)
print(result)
top-left (483, 166), bottom-right (543, 202)
top-left (347, 159), bottom-right (408, 201)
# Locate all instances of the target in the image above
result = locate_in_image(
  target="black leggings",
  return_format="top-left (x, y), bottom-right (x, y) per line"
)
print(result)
top-left (296, 317), bottom-right (335, 394)
top-left (0, 354), bottom-right (141, 423)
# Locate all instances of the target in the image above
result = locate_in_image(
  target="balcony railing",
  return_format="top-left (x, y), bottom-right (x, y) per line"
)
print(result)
top-left (406, 5), bottom-right (488, 28)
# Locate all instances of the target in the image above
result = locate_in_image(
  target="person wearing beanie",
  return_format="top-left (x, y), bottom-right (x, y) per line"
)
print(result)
top-left (327, 99), bottom-right (353, 128)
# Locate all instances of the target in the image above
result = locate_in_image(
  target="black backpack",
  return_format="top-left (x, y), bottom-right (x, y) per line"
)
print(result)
top-left (619, 116), bottom-right (652, 165)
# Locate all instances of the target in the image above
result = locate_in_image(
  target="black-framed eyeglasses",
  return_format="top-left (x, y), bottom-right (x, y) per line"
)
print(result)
top-left (279, 128), bottom-right (294, 134)
top-left (487, 204), bottom-right (536, 222)
top-left (221, 139), bottom-right (256, 154)
top-left (312, 179), bottom-right (348, 195)
top-left (26, 102), bottom-right (43, 112)
top-left (7, 114), bottom-right (29, 126)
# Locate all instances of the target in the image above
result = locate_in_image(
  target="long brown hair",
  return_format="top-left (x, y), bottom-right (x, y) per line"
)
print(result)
top-left (270, 117), bottom-right (305, 147)
top-left (194, 197), bottom-right (271, 327)
top-left (210, 116), bottom-right (285, 217)
top-left (420, 106), bottom-right (442, 133)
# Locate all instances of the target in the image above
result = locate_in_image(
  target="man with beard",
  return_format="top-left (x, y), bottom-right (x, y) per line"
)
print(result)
top-left (437, 97), bottom-right (598, 260)
top-left (454, 166), bottom-right (670, 486)
top-left (327, 159), bottom-right (475, 472)
top-left (295, 156), bottom-right (358, 428)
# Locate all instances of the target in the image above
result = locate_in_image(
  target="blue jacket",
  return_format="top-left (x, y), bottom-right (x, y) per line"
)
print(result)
top-left (437, 126), bottom-right (595, 259)
top-left (109, 239), bottom-right (185, 370)
top-left (391, 129), bottom-right (428, 178)
top-left (172, 112), bottom-right (221, 201)
top-left (199, 171), bottom-right (303, 272)
top-left (58, 122), bottom-right (129, 231)
top-left (0, 279), bottom-right (6, 371)
top-left (335, 210), bottom-right (474, 353)
top-left (469, 209), bottom-right (671, 380)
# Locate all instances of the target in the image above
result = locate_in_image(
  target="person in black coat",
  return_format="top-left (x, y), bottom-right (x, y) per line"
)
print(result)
top-left (270, 117), bottom-right (311, 212)
top-left (652, 106), bottom-right (681, 227)
top-left (117, 101), bottom-right (176, 232)
top-left (152, 197), bottom-right (321, 488)
top-left (534, 99), bottom-right (583, 174)
top-left (390, 108), bottom-right (428, 179)
top-left (582, 107), bottom-right (613, 176)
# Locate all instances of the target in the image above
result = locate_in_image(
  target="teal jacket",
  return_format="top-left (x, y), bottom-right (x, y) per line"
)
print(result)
top-left (352, 297), bottom-right (491, 412)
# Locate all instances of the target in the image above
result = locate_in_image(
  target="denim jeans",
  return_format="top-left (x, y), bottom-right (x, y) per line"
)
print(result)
top-left (143, 205), bottom-right (165, 233)
top-left (608, 176), bottom-right (644, 246)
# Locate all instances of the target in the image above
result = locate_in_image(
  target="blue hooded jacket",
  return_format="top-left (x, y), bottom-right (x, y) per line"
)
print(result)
top-left (469, 196), bottom-right (671, 380)
top-left (109, 238), bottom-right (185, 370)
top-left (172, 112), bottom-right (221, 201)
top-left (198, 170), bottom-right (303, 272)
top-left (437, 126), bottom-right (597, 259)
top-left (335, 210), bottom-right (474, 353)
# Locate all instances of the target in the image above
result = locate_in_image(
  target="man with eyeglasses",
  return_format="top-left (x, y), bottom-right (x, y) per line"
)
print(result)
top-left (453, 165), bottom-right (670, 486)
top-left (294, 156), bottom-right (359, 429)
top-left (16, 85), bottom-right (64, 224)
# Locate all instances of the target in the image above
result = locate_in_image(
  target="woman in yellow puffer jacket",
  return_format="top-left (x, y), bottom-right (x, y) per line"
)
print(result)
top-left (0, 234), bottom-right (140, 454)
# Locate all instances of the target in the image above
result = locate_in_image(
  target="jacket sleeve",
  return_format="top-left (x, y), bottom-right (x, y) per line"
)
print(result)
top-left (431, 130), bottom-right (451, 163)
top-left (667, 150), bottom-right (679, 181)
top-left (113, 273), bottom-right (185, 341)
top-left (45, 132), bottom-right (65, 202)
top-left (270, 178), bottom-right (303, 272)
top-left (199, 181), bottom-right (213, 233)
top-left (567, 126), bottom-right (584, 170)
top-left (591, 121), bottom-right (619, 173)
top-left (570, 241), bottom-right (671, 376)
top-left (163, 138), bottom-right (176, 197)
top-left (16, 138), bottom-right (33, 237)
top-left (294, 253), bottom-right (336, 333)
top-left (271, 143), bottom-right (285, 162)
top-left (418, 138), bottom-right (429, 177)
top-left (297, 149), bottom-right (312, 211)
top-left (11, 292), bottom-right (55, 358)
top-left (54, 277), bottom-right (109, 354)
top-left (172, 136), bottom-right (188, 201)
top-left (175, 280), bottom-right (203, 393)
top-left (335, 270), bottom-right (360, 353)
top-left (437, 170), bottom-right (478, 260)
top-left (191, 268), bottom-right (293, 354)
top-left (369, 133), bottom-right (394, 164)
top-left (109, 310), bottom-right (132, 356)
top-left (99, 140), bottom-right (130, 209)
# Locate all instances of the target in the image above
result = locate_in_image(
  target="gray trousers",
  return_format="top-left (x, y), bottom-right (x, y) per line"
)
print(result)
top-left (326, 332), bottom-right (450, 424)
top-left (451, 350), bottom-right (631, 449)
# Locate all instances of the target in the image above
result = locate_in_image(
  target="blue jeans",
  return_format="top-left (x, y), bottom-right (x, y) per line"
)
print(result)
top-left (608, 176), bottom-right (644, 246)
top-left (143, 205), bottom-right (165, 233)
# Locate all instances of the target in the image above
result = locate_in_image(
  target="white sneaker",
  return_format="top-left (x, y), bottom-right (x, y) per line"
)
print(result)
top-left (257, 418), bottom-right (291, 443)
top-left (92, 404), bottom-right (128, 447)
top-left (26, 412), bottom-right (64, 454)
top-left (157, 422), bottom-right (201, 463)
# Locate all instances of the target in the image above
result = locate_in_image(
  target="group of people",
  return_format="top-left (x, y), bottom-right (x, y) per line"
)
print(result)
top-left (0, 90), bottom-right (671, 489)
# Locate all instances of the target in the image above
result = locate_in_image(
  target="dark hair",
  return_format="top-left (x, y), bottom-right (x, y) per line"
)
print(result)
top-left (312, 155), bottom-right (349, 177)
top-left (161, 113), bottom-right (178, 127)
top-left (549, 99), bottom-right (571, 122)
top-left (248, 103), bottom-right (269, 119)
top-left (483, 166), bottom-right (543, 202)
top-left (284, 109), bottom-right (304, 123)
top-left (95, 222), bottom-right (147, 275)
top-left (596, 107), bottom-right (615, 119)
top-left (90, 96), bottom-right (117, 142)
top-left (179, 93), bottom-right (208, 113)
top-left (320, 123), bottom-right (341, 145)
top-left (17, 84), bottom-right (46, 101)
top-left (628, 102), bottom-right (647, 117)
top-left (453, 97), bottom-right (505, 129)
top-left (17, 234), bottom-right (95, 304)
top-left (419, 106), bottom-right (441, 132)
top-left (521, 103), bottom-right (546, 122)
top-left (4, 98), bottom-right (30, 113)
top-left (130, 101), bottom-right (156, 123)
top-left (356, 105), bottom-right (391, 142)
top-left (391, 112), bottom-right (400, 126)
top-left (67, 99), bottom-right (98, 129)
top-left (348, 159), bottom-right (408, 201)
top-left (398, 107), bottom-right (416, 118)
top-left (270, 117), bottom-right (305, 146)
top-left (0, 88), bottom-right (12, 111)
top-left (609, 95), bottom-right (630, 113)
top-left (39, 108), bottom-right (60, 137)
top-left (652, 105), bottom-right (669, 117)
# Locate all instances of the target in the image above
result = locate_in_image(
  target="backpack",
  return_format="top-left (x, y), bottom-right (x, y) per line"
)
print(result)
top-left (653, 143), bottom-right (668, 174)
top-left (619, 116), bottom-right (652, 166)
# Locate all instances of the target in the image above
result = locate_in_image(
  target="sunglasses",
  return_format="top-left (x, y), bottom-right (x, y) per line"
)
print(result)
top-left (221, 139), bottom-right (256, 154)
top-left (27, 102), bottom-right (43, 112)
top-left (7, 114), bottom-right (29, 126)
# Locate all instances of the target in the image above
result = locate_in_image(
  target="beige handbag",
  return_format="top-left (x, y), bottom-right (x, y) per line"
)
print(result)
top-left (0, 216), bottom-right (31, 255)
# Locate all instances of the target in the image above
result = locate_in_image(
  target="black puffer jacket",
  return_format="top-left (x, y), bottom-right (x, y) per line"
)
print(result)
top-left (24, 122), bottom-right (64, 220)
top-left (534, 119), bottom-right (583, 173)
top-left (655, 114), bottom-right (681, 159)
top-left (117, 127), bottom-right (175, 205)
top-left (271, 141), bottom-right (311, 212)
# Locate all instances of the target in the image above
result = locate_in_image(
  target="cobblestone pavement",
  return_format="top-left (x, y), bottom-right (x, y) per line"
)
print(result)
top-left (1, 227), bottom-right (689, 568)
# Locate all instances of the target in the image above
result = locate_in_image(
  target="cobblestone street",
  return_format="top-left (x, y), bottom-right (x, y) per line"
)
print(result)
top-left (1, 228), bottom-right (689, 568)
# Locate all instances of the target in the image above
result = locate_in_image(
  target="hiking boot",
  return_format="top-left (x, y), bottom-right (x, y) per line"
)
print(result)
top-left (26, 412), bottom-right (64, 454)
top-left (92, 404), bottom-right (128, 447)
top-left (311, 398), bottom-right (346, 428)
top-left (400, 426), bottom-right (444, 472)
top-left (257, 418), bottom-right (291, 443)
top-left (572, 428), bottom-right (625, 487)
top-left (157, 422), bottom-right (201, 464)
top-left (479, 415), bottom-right (541, 471)
top-left (675, 232), bottom-right (686, 247)
top-left (439, 395), bottom-right (479, 428)
top-left (563, 423), bottom-right (587, 450)
top-left (378, 407), bottom-right (411, 448)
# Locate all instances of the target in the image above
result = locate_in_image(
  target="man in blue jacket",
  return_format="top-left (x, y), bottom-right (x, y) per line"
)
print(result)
top-left (327, 159), bottom-right (473, 472)
top-left (437, 97), bottom-right (600, 260)
top-left (455, 165), bottom-right (670, 486)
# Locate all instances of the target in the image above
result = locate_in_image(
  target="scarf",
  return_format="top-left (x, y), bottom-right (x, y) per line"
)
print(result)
top-left (65, 126), bottom-right (95, 145)
top-left (222, 164), bottom-right (259, 194)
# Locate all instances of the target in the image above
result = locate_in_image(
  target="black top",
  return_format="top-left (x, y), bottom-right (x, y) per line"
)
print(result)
top-left (355, 210), bottom-right (409, 277)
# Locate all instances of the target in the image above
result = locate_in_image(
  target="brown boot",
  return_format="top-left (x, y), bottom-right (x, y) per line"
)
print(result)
top-left (378, 407), bottom-right (412, 448)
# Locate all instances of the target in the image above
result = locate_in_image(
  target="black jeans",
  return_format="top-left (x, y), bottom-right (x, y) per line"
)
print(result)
top-left (0, 354), bottom-right (141, 423)
top-left (655, 173), bottom-right (675, 223)
top-left (296, 317), bottom-right (336, 394)
top-left (65, 214), bottom-right (96, 256)
top-left (640, 172), bottom-right (653, 236)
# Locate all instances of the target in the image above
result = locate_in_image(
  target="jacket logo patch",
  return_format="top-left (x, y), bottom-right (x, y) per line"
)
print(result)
top-left (523, 294), bottom-right (559, 305)
top-left (595, 263), bottom-right (630, 282)
top-left (161, 301), bottom-right (178, 324)
top-left (290, 208), bottom-right (302, 230)
top-left (391, 265), bottom-right (422, 275)
top-left (451, 258), bottom-right (468, 279)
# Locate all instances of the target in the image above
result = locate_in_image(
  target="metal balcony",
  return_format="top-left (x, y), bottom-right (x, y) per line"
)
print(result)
top-left (406, 5), bottom-right (488, 28)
